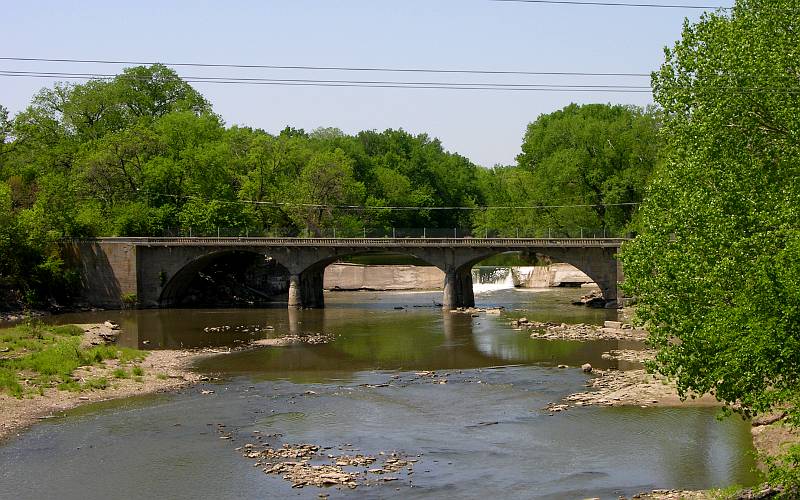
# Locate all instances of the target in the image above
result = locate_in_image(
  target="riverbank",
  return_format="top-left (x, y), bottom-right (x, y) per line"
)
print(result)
top-left (524, 317), bottom-right (799, 499)
top-left (0, 322), bottom-right (209, 442)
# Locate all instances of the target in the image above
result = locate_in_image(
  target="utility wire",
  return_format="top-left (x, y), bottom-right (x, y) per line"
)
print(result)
top-left (3, 69), bottom-right (799, 94)
top-left (141, 191), bottom-right (641, 211)
top-left (0, 70), bottom-right (655, 93)
top-left (0, 56), bottom-right (653, 78)
top-left (0, 70), bottom-right (652, 90)
top-left (490, 0), bottom-right (728, 8)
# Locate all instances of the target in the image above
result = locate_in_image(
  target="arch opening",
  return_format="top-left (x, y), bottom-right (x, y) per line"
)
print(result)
top-left (457, 249), bottom-right (617, 308)
top-left (159, 250), bottom-right (291, 308)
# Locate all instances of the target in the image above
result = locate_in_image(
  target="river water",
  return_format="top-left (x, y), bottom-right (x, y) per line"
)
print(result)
top-left (0, 288), bottom-right (757, 499)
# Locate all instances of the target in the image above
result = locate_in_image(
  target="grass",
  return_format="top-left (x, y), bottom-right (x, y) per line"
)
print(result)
top-left (132, 365), bottom-right (144, 377)
top-left (0, 321), bottom-right (147, 398)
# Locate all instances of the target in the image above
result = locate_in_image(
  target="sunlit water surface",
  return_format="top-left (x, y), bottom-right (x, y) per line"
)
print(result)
top-left (0, 288), bottom-right (757, 499)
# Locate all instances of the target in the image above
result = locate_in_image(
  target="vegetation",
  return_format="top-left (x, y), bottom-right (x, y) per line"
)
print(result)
top-left (0, 62), bottom-right (656, 310)
top-left (0, 321), bottom-right (146, 397)
top-left (620, 0), bottom-right (800, 493)
top-left (477, 103), bottom-right (660, 237)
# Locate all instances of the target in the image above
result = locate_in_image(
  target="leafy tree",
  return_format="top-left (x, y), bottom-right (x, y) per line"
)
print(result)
top-left (485, 103), bottom-right (659, 237)
top-left (112, 64), bottom-right (211, 119)
top-left (620, 1), bottom-right (800, 487)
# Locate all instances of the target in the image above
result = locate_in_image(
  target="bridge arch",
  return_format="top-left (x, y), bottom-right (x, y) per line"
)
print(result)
top-left (286, 250), bottom-right (441, 309)
top-left (454, 248), bottom-right (618, 306)
top-left (159, 249), bottom-right (290, 308)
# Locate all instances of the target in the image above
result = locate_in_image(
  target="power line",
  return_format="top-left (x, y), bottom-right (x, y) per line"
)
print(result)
top-left (0, 70), bottom-right (655, 93)
top-left (3, 69), bottom-right (800, 95)
top-left (0, 69), bottom-right (652, 91)
top-left (490, 0), bottom-right (728, 8)
top-left (143, 191), bottom-right (641, 211)
top-left (0, 56), bottom-right (653, 78)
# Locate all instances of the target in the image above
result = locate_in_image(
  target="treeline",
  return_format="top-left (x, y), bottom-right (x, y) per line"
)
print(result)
top-left (0, 65), bottom-right (659, 307)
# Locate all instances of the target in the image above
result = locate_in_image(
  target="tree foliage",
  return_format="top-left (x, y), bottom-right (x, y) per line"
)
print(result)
top-left (0, 67), bottom-right (491, 306)
top-left (479, 103), bottom-right (659, 237)
top-left (621, 0), bottom-right (800, 435)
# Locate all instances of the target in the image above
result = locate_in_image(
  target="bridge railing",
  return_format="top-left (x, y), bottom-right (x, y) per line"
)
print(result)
top-left (151, 226), bottom-right (634, 239)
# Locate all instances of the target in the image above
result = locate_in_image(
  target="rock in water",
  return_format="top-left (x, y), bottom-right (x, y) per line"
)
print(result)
top-left (581, 363), bottom-right (593, 373)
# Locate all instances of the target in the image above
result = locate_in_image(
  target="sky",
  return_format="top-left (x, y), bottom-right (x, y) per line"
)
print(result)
top-left (2, 1), bottom-right (726, 167)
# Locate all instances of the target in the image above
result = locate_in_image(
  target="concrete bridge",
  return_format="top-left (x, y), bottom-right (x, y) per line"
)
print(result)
top-left (64, 237), bottom-right (627, 310)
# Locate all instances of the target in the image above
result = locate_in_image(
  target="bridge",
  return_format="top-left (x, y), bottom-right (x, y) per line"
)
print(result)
top-left (64, 237), bottom-right (627, 310)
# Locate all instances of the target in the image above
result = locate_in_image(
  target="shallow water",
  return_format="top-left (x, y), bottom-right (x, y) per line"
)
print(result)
top-left (1, 289), bottom-right (758, 499)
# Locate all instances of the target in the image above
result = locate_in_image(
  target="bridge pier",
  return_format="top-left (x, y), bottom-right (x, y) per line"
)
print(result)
top-left (442, 267), bottom-right (475, 309)
top-left (287, 269), bottom-right (325, 309)
top-left (288, 274), bottom-right (302, 308)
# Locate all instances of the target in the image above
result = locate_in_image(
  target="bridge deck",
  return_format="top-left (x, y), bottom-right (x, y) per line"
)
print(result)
top-left (87, 237), bottom-right (627, 248)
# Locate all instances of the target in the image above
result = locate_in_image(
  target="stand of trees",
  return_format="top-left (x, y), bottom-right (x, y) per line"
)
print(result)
top-left (620, 0), bottom-right (800, 490)
top-left (477, 103), bottom-right (659, 237)
top-left (0, 67), bottom-right (655, 308)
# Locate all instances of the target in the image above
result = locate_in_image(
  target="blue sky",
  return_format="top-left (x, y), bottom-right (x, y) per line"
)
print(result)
top-left (2, 1), bottom-right (724, 167)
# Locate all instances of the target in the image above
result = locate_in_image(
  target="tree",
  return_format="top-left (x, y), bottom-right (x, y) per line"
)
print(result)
top-left (620, 0), bottom-right (800, 465)
top-left (506, 103), bottom-right (659, 236)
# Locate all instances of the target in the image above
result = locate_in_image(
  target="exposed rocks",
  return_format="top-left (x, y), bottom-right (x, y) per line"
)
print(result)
top-left (627, 486), bottom-right (783, 499)
top-left (561, 369), bottom-right (718, 409)
top-left (511, 318), bottom-right (648, 342)
top-left (581, 363), bottom-right (593, 373)
top-left (571, 289), bottom-right (607, 308)
top-left (450, 306), bottom-right (505, 315)
top-left (251, 333), bottom-right (335, 347)
top-left (78, 323), bottom-right (121, 348)
top-left (234, 439), bottom-right (417, 490)
top-left (601, 349), bottom-right (654, 364)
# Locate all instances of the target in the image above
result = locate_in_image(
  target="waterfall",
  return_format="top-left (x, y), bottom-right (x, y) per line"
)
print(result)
top-left (472, 267), bottom-right (515, 294)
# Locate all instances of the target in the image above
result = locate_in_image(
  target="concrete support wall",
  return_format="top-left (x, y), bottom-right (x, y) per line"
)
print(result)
top-left (516, 263), bottom-right (593, 288)
top-left (324, 264), bottom-right (444, 291)
top-left (64, 240), bottom-right (138, 308)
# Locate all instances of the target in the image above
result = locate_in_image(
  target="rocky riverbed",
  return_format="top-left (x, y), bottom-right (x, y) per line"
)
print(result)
top-left (513, 317), bottom-right (649, 341)
top-left (231, 437), bottom-right (418, 490)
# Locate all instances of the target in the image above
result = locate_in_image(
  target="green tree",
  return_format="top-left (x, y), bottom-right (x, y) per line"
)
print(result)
top-left (620, 1), bottom-right (800, 487)
top-left (492, 103), bottom-right (659, 237)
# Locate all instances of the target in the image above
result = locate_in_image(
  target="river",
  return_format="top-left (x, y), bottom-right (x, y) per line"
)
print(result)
top-left (0, 288), bottom-right (757, 499)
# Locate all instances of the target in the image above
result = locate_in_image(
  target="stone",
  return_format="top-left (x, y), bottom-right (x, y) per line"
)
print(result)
top-left (557, 364), bottom-right (568, 369)
top-left (603, 321), bottom-right (623, 329)
top-left (518, 317), bottom-right (529, 324)
top-left (582, 363), bottom-right (593, 373)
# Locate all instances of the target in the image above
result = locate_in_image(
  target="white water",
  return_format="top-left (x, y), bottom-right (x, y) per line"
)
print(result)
top-left (472, 267), bottom-right (516, 294)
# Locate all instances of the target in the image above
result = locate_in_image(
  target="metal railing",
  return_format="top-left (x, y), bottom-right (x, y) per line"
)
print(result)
top-left (145, 226), bottom-right (633, 239)
top-left (88, 236), bottom-right (628, 248)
